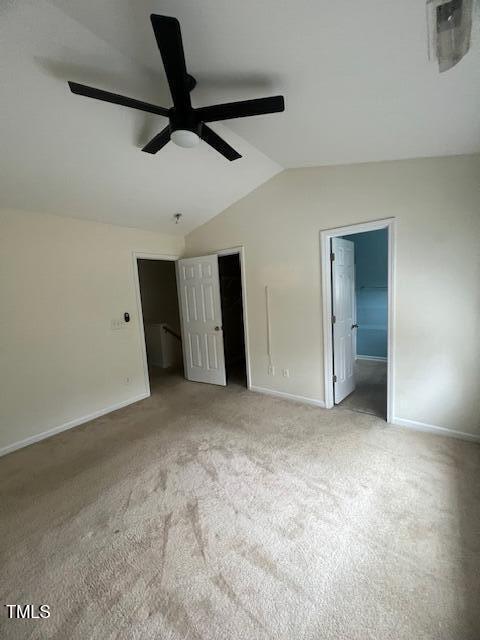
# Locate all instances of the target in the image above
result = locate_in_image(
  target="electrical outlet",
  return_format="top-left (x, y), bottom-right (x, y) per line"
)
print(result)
top-left (268, 364), bottom-right (275, 376)
top-left (282, 368), bottom-right (290, 378)
top-left (125, 377), bottom-right (131, 385)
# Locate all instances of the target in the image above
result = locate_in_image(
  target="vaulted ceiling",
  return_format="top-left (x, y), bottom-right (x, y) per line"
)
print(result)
top-left (1, 0), bottom-right (479, 234)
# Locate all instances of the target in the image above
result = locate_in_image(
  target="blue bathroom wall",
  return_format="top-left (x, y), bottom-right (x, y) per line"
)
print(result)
top-left (343, 229), bottom-right (388, 358)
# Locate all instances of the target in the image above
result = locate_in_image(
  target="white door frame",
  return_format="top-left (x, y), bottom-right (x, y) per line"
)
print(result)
top-left (215, 246), bottom-right (252, 390)
top-left (133, 247), bottom-right (252, 394)
top-left (132, 251), bottom-right (180, 397)
top-left (320, 218), bottom-right (396, 422)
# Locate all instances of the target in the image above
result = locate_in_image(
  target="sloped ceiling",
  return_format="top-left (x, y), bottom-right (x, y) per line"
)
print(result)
top-left (1, 0), bottom-right (479, 234)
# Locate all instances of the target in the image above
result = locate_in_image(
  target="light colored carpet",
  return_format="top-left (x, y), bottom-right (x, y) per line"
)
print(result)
top-left (338, 359), bottom-right (387, 418)
top-left (1, 370), bottom-right (479, 640)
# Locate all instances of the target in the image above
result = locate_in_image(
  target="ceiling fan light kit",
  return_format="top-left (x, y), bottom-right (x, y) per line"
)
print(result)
top-left (427, 0), bottom-right (474, 71)
top-left (171, 129), bottom-right (200, 148)
top-left (68, 14), bottom-right (285, 161)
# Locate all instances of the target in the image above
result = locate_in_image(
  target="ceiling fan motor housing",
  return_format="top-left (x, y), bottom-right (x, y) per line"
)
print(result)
top-left (169, 109), bottom-right (201, 136)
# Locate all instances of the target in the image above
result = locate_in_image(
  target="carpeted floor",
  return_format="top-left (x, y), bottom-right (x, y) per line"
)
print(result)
top-left (1, 370), bottom-right (479, 640)
top-left (338, 359), bottom-right (387, 418)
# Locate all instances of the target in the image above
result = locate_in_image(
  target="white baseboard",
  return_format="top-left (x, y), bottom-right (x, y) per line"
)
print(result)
top-left (356, 355), bottom-right (387, 362)
top-left (392, 417), bottom-right (480, 443)
top-left (250, 386), bottom-right (325, 408)
top-left (0, 392), bottom-right (150, 458)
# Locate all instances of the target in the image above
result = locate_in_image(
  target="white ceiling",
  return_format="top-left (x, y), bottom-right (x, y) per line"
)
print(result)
top-left (1, 0), bottom-right (479, 233)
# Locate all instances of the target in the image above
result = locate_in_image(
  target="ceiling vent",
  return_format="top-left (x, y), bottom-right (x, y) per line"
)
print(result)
top-left (427, 0), bottom-right (474, 71)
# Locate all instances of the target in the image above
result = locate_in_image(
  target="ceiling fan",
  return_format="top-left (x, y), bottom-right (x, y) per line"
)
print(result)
top-left (68, 14), bottom-right (285, 161)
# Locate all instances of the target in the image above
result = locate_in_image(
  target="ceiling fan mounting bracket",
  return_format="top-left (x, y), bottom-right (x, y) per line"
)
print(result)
top-left (186, 74), bottom-right (197, 92)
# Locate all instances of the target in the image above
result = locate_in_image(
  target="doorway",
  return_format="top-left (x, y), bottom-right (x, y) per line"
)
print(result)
top-left (175, 248), bottom-right (250, 389)
top-left (136, 257), bottom-right (184, 392)
top-left (333, 230), bottom-right (388, 417)
top-left (218, 253), bottom-right (247, 386)
top-left (320, 219), bottom-right (396, 422)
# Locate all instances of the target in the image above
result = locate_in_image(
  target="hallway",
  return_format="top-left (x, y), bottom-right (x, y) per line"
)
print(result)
top-left (338, 359), bottom-right (387, 418)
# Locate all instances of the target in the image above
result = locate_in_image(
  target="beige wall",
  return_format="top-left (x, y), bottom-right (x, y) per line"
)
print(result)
top-left (186, 154), bottom-right (480, 437)
top-left (0, 209), bottom-right (184, 452)
top-left (1, 155), bottom-right (478, 452)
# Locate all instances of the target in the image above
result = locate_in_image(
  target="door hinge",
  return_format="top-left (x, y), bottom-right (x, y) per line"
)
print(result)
top-left (332, 315), bottom-right (336, 324)
top-left (330, 252), bottom-right (335, 262)
top-left (333, 375), bottom-right (337, 383)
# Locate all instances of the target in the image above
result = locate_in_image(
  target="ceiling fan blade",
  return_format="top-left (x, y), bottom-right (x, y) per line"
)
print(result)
top-left (68, 82), bottom-right (169, 117)
top-left (201, 125), bottom-right (241, 161)
top-left (196, 95), bottom-right (285, 123)
top-left (150, 14), bottom-right (191, 110)
top-left (142, 126), bottom-right (171, 154)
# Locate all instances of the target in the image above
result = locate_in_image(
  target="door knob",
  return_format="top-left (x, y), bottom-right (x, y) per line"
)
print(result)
top-left (214, 326), bottom-right (221, 331)
top-left (351, 323), bottom-right (359, 329)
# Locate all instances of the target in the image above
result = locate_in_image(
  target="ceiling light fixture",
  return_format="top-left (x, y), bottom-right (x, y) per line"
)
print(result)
top-left (170, 129), bottom-right (200, 148)
top-left (427, 0), bottom-right (474, 71)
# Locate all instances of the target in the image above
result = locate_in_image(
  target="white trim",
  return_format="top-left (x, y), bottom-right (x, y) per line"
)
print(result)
top-left (392, 417), bottom-right (480, 443)
top-left (215, 246), bottom-right (252, 390)
top-left (132, 251), bottom-right (180, 397)
top-left (265, 286), bottom-right (273, 371)
top-left (251, 385), bottom-right (326, 408)
top-left (134, 252), bottom-right (179, 261)
top-left (320, 217), bottom-right (396, 423)
top-left (387, 219), bottom-right (397, 424)
top-left (0, 393), bottom-right (149, 458)
top-left (356, 355), bottom-right (388, 362)
top-left (216, 247), bottom-right (243, 257)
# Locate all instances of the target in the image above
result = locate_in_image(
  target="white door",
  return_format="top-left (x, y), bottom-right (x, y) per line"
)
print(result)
top-left (176, 255), bottom-right (226, 386)
top-left (332, 237), bottom-right (356, 403)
